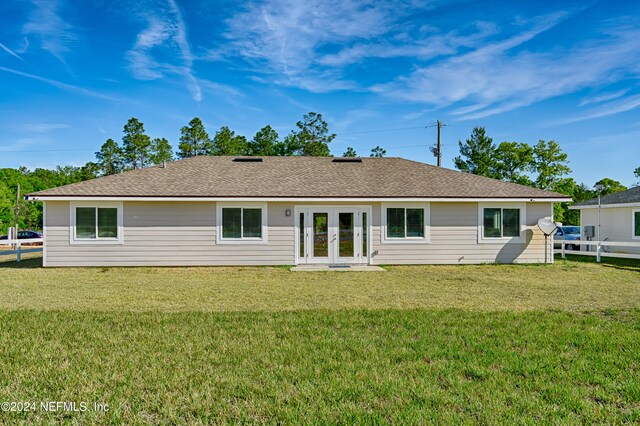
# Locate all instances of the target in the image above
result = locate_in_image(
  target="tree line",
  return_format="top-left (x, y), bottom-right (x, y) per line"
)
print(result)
top-left (0, 166), bottom-right (98, 234)
top-left (453, 127), bottom-right (636, 224)
top-left (93, 112), bottom-right (386, 176)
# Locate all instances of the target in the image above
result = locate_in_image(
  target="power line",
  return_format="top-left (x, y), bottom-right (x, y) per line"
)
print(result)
top-left (384, 144), bottom-right (428, 149)
top-left (335, 126), bottom-right (426, 135)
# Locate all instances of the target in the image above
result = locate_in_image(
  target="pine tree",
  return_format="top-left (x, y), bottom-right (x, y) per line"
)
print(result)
top-left (453, 127), bottom-right (497, 177)
top-left (287, 112), bottom-right (335, 156)
top-left (343, 147), bottom-right (357, 157)
top-left (370, 146), bottom-right (386, 157)
top-left (211, 126), bottom-right (248, 156)
top-left (246, 125), bottom-right (280, 156)
top-left (122, 117), bottom-right (151, 169)
top-left (178, 117), bottom-right (212, 158)
top-left (95, 138), bottom-right (125, 176)
top-left (150, 138), bottom-right (174, 165)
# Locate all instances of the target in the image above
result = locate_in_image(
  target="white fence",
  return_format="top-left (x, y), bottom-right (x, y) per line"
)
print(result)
top-left (0, 238), bottom-right (44, 262)
top-left (554, 240), bottom-right (640, 262)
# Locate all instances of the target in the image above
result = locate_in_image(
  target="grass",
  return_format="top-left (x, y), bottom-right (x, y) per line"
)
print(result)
top-left (0, 254), bottom-right (639, 424)
top-left (0, 254), bottom-right (638, 312)
top-left (1, 309), bottom-right (639, 424)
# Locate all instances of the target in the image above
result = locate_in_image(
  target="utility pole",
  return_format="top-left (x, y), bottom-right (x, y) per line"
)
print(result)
top-left (436, 120), bottom-right (442, 167)
top-left (427, 120), bottom-right (447, 167)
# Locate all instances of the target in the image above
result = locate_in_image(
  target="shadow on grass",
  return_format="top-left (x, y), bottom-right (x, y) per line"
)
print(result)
top-left (561, 254), bottom-right (640, 273)
top-left (0, 255), bottom-right (43, 269)
top-left (2, 252), bottom-right (637, 273)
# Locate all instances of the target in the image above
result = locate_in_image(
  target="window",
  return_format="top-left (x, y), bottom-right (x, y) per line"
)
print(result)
top-left (222, 208), bottom-right (262, 239)
top-left (386, 207), bottom-right (425, 239)
top-left (299, 212), bottom-right (305, 258)
top-left (387, 208), bottom-right (405, 238)
top-left (479, 204), bottom-right (524, 242)
top-left (71, 202), bottom-right (123, 244)
top-left (634, 210), bottom-right (640, 239)
top-left (362, 212), bottom-right (368, 257)
top-left (217, 204), bottom-right (267, 243)
top-left (381, 204), bottom-right (430, 243)
top-left (76, 207), bottom-right (118, 239)
top-left (563, 226), bottom-right (580, 235)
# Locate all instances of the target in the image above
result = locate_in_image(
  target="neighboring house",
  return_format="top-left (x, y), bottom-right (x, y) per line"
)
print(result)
top-left (26, 156), bottom-right (569, 267)
top-left (569, 186), bottom-right (640, 254)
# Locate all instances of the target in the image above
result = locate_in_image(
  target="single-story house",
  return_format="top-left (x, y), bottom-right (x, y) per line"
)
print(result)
top-left (26, 156), bottom-right (570, 267)
top-left (569, 186), bottom-right (640, 254)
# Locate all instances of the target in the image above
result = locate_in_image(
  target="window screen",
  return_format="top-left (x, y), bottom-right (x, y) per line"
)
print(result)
top-left (76, 207), bottom-right (118, 239)
top-left (387, 208), bottom-right (425, 238)
top-left (76, 207), bottom-right (96, 239)
top-left (483, 208), bottom-right (502, 238)
top-left (242, 208), bottom-right (262, 238)
top-left (222, 207), bottom-right (262, 239)
top-left (386, 208), bottom-right (405, 238)
top-left (97, 208), bottom-right (118, 238)
top-left (483, 207), bottom-right (520, 238)
top-left (502, 209), bottom-right (520, 237)
top-left (222, 208), bottom-right (242, 238)
top-left (406, 209), bottom-right (424, 237)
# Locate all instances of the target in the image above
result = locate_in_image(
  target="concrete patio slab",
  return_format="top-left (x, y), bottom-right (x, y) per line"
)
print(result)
top-left (290, 265), bottom-right (386, 272)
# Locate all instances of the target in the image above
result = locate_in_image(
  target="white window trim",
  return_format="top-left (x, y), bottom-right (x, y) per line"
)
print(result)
top-left (69, 201), bottom-right (124, 245)
top-left (632, 209), bottom-right (640, 240)
top-left (381, 203), bottom-right (430, 244)
top-left (478, 202), bottom-right (526, 244)
top-left (42, 202), bottom-right (47, 266)
top-left (216, 202), bottom-right (268, 244)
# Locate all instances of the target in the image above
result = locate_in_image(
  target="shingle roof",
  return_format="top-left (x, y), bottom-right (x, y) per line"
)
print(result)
top-left (28, 156), bottom-right (569, 199)
top-left (571, 186), bottom-right (640, 207)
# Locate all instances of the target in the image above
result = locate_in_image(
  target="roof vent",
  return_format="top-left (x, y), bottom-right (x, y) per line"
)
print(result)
top-left (332, 158), bottom-right (362, 163)
top-left (232, 157), bottom-right (263, 162)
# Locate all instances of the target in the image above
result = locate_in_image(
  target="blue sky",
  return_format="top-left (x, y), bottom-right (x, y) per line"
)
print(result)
top-left (0, 0), bottom-right (638, 186)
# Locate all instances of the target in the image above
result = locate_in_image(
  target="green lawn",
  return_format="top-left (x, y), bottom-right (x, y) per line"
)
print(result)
top-left (0, 254), bottom-right (639, 424)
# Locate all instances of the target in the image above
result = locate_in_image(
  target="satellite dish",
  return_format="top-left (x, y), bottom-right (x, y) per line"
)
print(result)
top-left (537, 218), bottom-right (558, 236)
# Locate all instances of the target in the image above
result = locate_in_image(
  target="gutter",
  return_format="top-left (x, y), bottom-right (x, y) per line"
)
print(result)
top-left (569, 202), bottom-right (640, 210)
top-left (25, 195), bottom-right (573, 203)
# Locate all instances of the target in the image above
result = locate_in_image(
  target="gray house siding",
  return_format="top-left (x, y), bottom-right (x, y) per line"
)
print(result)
top-left (44, 200), bottom-right (553, 267)
top-left (580, 207), bottom-right (640, 255)
top-left (370, 202), bottom-right (550, 265)
top-left (44, 201), bottom-right (295, 267)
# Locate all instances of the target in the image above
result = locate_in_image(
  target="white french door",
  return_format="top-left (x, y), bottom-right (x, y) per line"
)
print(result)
top-left (295, 206), bottom-right (370, 265)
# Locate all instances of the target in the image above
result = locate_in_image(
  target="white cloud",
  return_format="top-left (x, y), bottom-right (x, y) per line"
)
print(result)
top-left (0, 66), bottom-right (118, 101)
top-left (372, 13), bottom-right (640, 120)
top-left (126, 0), bottom-right (202, 101)
top-left (198, 78), bottom-right (243, 98)
top-left (318, 21), bottom-right (498, 67)
top-left (0, 42), bottom-right (25, 62)
top-left (578, 89), bottom-right (629, 107)
top-left (24, 123), bottom-right (70, 133)
top-left (21, 0), bottom-right (76, 63)
top-left (550, 94), bottom-right (640, 126)
top-left (222, 0), bottom-right (388, 90)
top-left (217, 0), bottom-right (458, 92)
